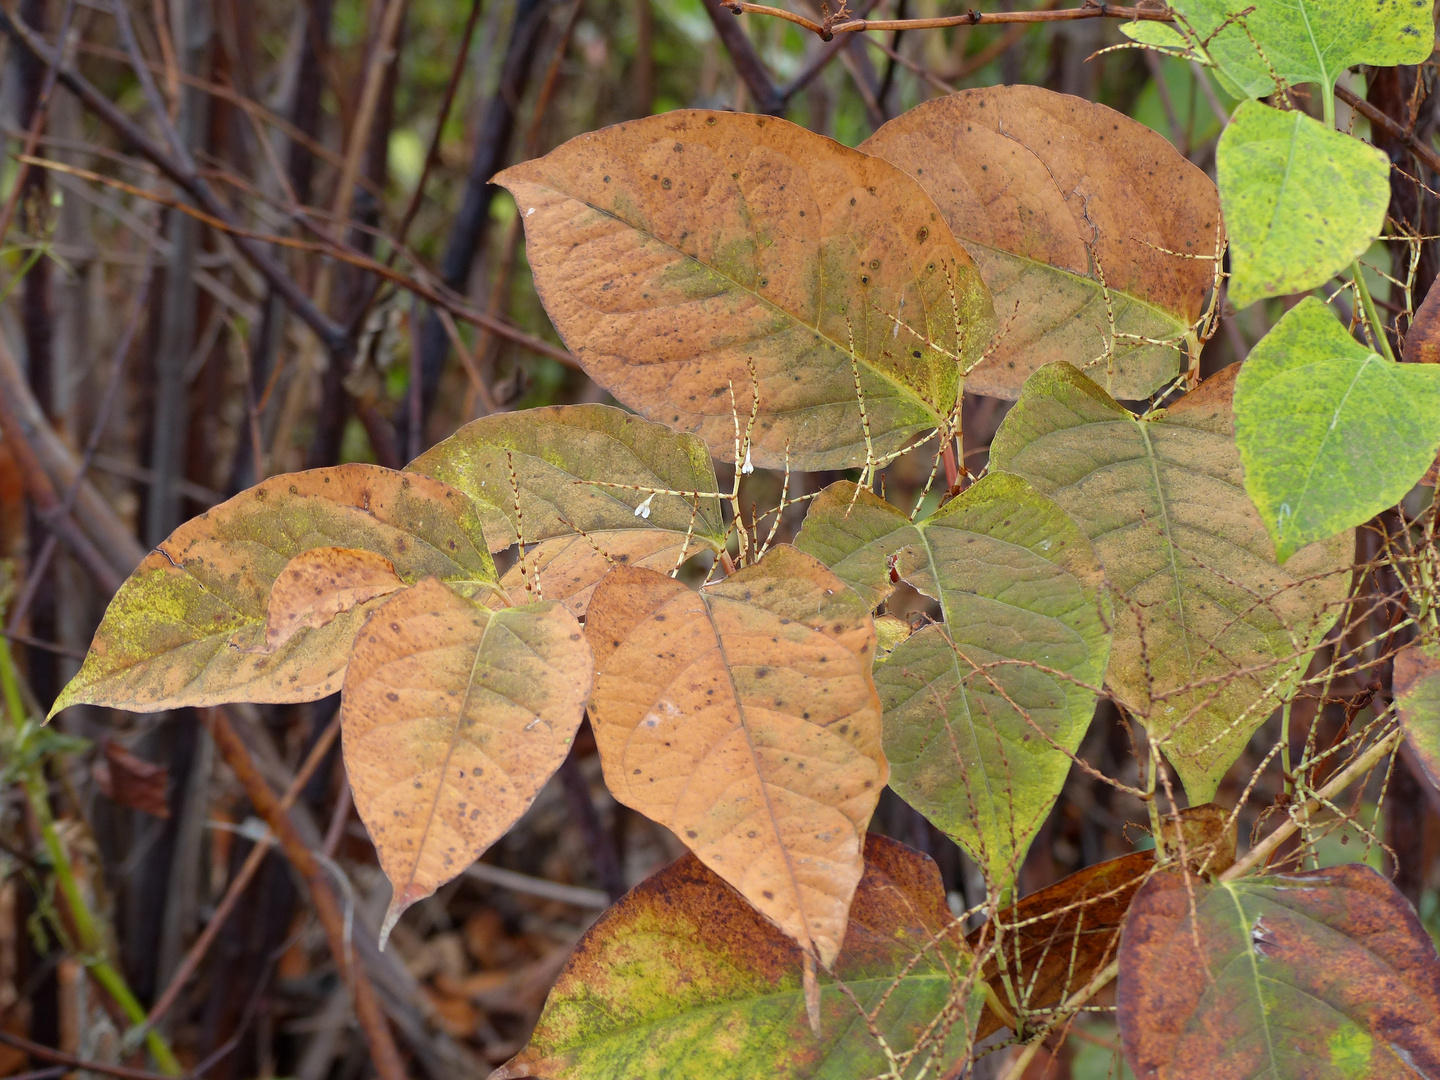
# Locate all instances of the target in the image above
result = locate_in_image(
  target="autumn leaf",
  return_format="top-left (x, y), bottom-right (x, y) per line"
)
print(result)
top-left (1393, 640), bottom-right (1440, 789)
top-left (1117, 863), bottom-right (1440, 1078)
top-left (342, 578), bottom-right (593, 939)
top-left (258, 547), bottom-right (404, 653)
top-left (862, 85), bottom-right (1220, 401)
top-left (495, 111), bottom-right (995, 472)
top-left (494, 834), bottom-right (982, 1080)
top-left (52, 465), bottom-right (496, 716)
top-left (584, 545), bottom-right (885, 967)
top-left (989, 362), bottom-right (1352, 802)
top-left (409, 405), bottom-right (726, 613)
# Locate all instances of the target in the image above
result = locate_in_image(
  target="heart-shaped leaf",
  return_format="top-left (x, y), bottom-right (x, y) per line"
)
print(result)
top-left (861, 85), bottom-right (1220, 401)
top-left (1118, 864), bottom-right (1440, 1078)
top-left (495, 111), bottom-right (995, 471)
top-left (584, 545), bottom-right (885, 967)
top-left (1218, 101), bottom-right (1389, 309)
top-left (342, 578), bottom-right (593, 938)
top-left (52, 465), bottom-right (496, 715)
top-left (989, 362), bottom-right (1352, 801)
top-left (1393, 640), bottom-right (1440, 789)
top-left (1234, 297), bottom-right (1440, 561)
top-left (493, 834), bottom-right (982, 1080)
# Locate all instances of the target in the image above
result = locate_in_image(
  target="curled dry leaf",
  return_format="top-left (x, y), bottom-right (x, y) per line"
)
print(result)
top-left (92, 740), bottom-right (170, 819)
top-left (53, 465), bottom-right (495, 715)
top-left (990, 362), bottom-right (1352, 802)
top-left (340, 577), bottom-right (593, 938)
top-left (258, 547), bottom-right (404, 654)
top-left (1117, 863), bottom-right (1440, 1079)
top-left (584, 545), bottom-right (885, 967)
top-left (862, 85), bottom-right (1220, 401)
top-left (494, 834), bottom-right (982, 1080)
top-left (495, 111), bottom-right (995, 472)
top-left (1393, 640), bottom-right (1440, 789)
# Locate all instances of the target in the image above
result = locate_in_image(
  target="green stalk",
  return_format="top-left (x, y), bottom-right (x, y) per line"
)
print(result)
top-left (1352, 259), bottom-right (1397, 362)
top-left (0, 638), bottom-right (182, 1076)
top-left (1324, 85), bottom-right (1336, 129)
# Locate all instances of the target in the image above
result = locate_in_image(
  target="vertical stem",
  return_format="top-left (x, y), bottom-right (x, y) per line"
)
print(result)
top-left (1324, 84), bottom-right (1336, 129)
top-left (1353, 259), bottom-right (1397, 362)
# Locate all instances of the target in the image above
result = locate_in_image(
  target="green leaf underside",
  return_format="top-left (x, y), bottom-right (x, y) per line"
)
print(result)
top-left (1217, 101), bottom-right (1389, 309)
top-left (52, 466), bottom-right (495, 715)
top-left (1393, 641), bottom-right (1440, 790)
top-left (1120, 20), bottom-right (1199, 54)
top-left (1235, 297), bottom-right (1440, 561)
top-left (796, 475), bottom-right (1111, 885)
top-left (1118, 864), bottom-right (1440, 1079)
top-left (989, 362), bottom-right (1351, 801)
top-left (408, 403), bottom-right (726, 553)
top-left (1171, 0), bottom-right (1433, 100)
top-left (495, 834), bottom-right (982, 1080)
top-left (495, 110), bottom-right (995, 472)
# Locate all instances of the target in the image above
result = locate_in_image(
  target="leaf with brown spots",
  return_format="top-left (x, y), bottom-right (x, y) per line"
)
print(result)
top-left (495, 111), bottom-right (995, 472)
top-left (1117, 863), bottom-right (1440, 1079)
top-left (409, 404), bottom-right (725, 613)
top-left (862, 85), bottom-right (1221, 401)
top-left (972, 804), bottom-right (1234, 1040)
top-left (52, 465), bottom-right (496, 716)
top-left (494, 834), bottom-right (982, 1080)
top-left (258, 547), bottom-right (404, 653)
top-left (342, 578), bottom-right (593, 939)
top-left (584, 545), bottom-right (885, 967)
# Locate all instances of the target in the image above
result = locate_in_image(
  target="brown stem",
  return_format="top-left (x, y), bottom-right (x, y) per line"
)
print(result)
top-left (1335, 83), bottom-right (1440, 183)
top-left (705, 0), bottom-right (785, 113)
top-left (0, 1031), bottom-right (179, 1080)
top-left (725, 0), bottom-right (1171, 38)
top-left (206, 708), bottom-right (407, 1080)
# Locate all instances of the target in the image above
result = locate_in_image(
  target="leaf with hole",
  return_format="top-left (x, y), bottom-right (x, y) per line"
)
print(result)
top-left (1117, 863), bottom-right (1440, 1078)
top-left (51, 465), bottom-right (496, 716)
top-left (861, 85), bottom-right (1220, 401)
top-left (495, 110), bottom-right (995, 471)
top-left (1217, 101), bottom-right (1389, 309)
top-left (409, 404), bottom-right (725, 612)
top-left (1170, 0), bottom-right (1434, 101)
top-left (1393, 640), bottom-right (1440, 790)
top-left (342, 578), bottom-right (593, 937)
top-left (1234, 296), bottom-right (1440, 561)
top-left (989, 362), bottom-right (1352, 801)
top-left (493, 834), bottom-right (981, 1080)
top-left (584, 545), bottom-right (884, 966)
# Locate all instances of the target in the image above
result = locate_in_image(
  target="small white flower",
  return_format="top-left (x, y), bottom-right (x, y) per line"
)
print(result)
top-left (526, 207), bottom-right (536, 216)
top-left (634, 493), bottom-right (655, 519)
top-left (740, 447), bottom-right (754, 475)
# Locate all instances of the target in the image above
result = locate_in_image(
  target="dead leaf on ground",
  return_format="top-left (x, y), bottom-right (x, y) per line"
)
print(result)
top-left (584, 545), bottom-right (885, 967)
top-left (92, 740), bottom-right (170, 819)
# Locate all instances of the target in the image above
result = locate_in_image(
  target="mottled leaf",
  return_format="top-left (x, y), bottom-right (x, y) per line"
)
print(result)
top-left (585, 545), bottom-right (885, 966)
top-left (989, 362), bottom-right (1352, 801)
top-left (1118, 864), bottom-right (1440, 1079)
top-left (495, 834), bottom-right (981, 1080)
top-left (499, 530), bottom-right (698, 616)
top-left (342, 578), bottom-right (593, 938)
top-left (861, 85), bottom-right (1220, 401)
top-left (1235, 297), bottom-right (1440, 561)
top-left (259, 547), bottom-right (404, 653)
top-left (495, 111), bottom-right (995, 471)
top-left (1170, 0), bottom-right (1434, 101)
top-left (1217, 101), bottom-right (1389, 309)
top-left (1394, 640), bottom-right (1440, 789)
top-left (793, 481), bottom-right (921, 609)
top-left (1405, 278), bottom-right (1440, 363)
top-left (53, 465), bottom-right (495, 715)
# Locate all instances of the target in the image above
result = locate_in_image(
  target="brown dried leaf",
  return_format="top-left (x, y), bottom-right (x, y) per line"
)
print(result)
top-left (584, 545), bottom-right (886, 966)
top-left (259, 547), bottom-right (404, 653)
top-left (495, 111), bottom-right (995, 471)
top-left (1407, 278), bottom-right (1440, 364)
top-left (499, 530), bottom-right (696, 616)
top-left (341, 578), bottom-right (593, 938)
top-left (862, 85), bottom-right (1220, 400)
top-left (1117, 863), bottom-right (1440, 1078)
top-left (92, 740), bottom-right (170, 819)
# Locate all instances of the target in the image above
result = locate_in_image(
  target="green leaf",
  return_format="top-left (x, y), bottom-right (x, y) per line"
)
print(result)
top-left (52, 466), bottom-right (496, 716)
top-left (989, 362), bottom-right (1352, 801)
top-left (493, 834), bottom-right (983, 1080)
top-left (1118, 864), bottom-right (1440, 1078)
top-left (869, 473), bottom-right (1111, 886)
top-left (1120, 19), bottom-right (1202, 57)
top-left (409, 404), bottom-right (726, 613)
top-left (1217, 101), bottom-right (1389, 309)
top-left (1234, 296), bottom-right (1440, 561)
top-left (1393, 640), bottom-right (1440, 790)
top-left (793, 482), bottom-right (920, 609)
top-left (1170, 0), bottom-right (1434, 100)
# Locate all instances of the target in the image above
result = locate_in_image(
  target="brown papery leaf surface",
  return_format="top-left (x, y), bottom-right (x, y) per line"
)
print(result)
top-left (495, 111), bottom-right (995, 472)
top-left (342, 578), bottom-right (593, 939)
top-left (862, 85), bottom-right (1220, 400)
top-left (584, 545), bottom-right (886, 967)
top-left (259, 547), bottom-right (404, 653)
